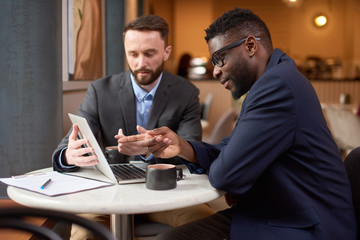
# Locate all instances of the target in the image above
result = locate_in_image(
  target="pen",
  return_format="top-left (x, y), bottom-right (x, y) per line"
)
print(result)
top-left (40, 179), bottom-right (52, 189)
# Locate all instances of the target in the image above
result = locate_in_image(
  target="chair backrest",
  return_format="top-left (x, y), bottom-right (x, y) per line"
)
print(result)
top-left (0, 207), bottom-right (116, 240)
top-left (323, 105), bottom-right (360, 151)
top-left (344, 146), bottom-right (360, 239)
top-left (203, 109), bottom-right (237, 145)
top-left (200, 93), bottom-right (214, 121)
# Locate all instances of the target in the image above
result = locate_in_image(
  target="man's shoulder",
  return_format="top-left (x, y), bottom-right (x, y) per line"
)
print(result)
top-left (162, 71), bottom-right (198, 90)
top-left (90, 71), bottom-right (130, 88)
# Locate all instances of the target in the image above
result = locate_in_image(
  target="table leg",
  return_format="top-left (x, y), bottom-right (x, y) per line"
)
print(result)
top-left (110, 214), bottom-right (134, 240)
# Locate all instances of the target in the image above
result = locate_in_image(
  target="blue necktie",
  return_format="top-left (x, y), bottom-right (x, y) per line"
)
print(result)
top-left (138, 93), bottom-right (153, 128)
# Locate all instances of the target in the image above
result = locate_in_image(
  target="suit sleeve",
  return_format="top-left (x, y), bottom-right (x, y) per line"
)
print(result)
top-left (176, 85), bottom-right (202, 141)
top-left (195, 75), bottom-right (297, 196)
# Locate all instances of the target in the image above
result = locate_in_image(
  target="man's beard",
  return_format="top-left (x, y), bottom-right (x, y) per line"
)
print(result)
top-left (231, 62), bottom-right (253, 100)
top-left (130, 63), bottom-right (163, 86)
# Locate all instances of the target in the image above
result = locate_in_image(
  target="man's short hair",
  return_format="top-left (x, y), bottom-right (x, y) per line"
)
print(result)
top-left (205, 8), bottom-right (273, 52)
top-left (123, 15), bottom-right (169, 45)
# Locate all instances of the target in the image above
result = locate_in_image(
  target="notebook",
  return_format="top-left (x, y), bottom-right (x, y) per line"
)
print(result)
top-left (68, 113), bottom-right (146, 184)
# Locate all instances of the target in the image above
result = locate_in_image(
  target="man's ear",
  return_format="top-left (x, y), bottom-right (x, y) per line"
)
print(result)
top-left (245, 36), bottom-right (257, 57)
top-left (164, 45), bottom-right (172, 61)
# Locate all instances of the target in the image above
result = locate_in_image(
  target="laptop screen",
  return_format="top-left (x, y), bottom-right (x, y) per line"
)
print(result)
top-left (68, 113), bottom-right (118, 184)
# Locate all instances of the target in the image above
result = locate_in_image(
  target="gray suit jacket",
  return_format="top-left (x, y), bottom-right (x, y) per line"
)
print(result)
top-left (53, 71), bottom-right (201, 171)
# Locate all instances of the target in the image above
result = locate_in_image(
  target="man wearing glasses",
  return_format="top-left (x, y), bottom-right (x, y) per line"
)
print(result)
top-left (118, 8), bottom-right (357, 240)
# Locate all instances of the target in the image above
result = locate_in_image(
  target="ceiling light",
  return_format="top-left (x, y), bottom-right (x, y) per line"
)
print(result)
top-left (283, 0), bottom-right (303, 8)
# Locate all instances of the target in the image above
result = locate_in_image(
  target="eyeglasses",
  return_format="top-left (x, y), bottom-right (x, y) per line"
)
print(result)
top-left (211, 37), bottom-right (261, 67)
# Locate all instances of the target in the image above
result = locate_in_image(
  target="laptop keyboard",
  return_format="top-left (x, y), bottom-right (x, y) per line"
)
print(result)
top-left (110, 164), bottom-right (146, 182)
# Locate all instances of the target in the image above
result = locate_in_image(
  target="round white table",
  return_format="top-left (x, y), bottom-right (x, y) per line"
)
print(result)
top-left (7, 166), bottom-right (223, 239)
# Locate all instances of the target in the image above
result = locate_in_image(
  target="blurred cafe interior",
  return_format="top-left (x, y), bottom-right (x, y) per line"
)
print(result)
top-left (0, 0), bottom-right (360, 198)
top-left (62, 0), bottom-right (360, 156)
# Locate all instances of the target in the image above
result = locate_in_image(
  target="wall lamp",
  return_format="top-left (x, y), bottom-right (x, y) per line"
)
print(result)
top-left (313, 14), bottom-right (328, 28)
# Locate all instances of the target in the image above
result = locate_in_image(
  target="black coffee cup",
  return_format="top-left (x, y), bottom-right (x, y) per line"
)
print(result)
top-left (104, 146), bottom-right (129, 164)
top-left (146, 164), bottom-right (184, 190)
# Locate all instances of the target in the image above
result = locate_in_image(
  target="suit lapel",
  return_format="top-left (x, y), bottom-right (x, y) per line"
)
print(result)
top-left (146, 72), bottom-right (171, 129)
top-left (118, 72), bottom-right (137, 135)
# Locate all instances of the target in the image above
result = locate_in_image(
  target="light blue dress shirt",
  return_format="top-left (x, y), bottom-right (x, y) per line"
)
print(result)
top-left (130, 73), bottom-right (162, 162)
top-left (130, 72), bottom-right (162, 129)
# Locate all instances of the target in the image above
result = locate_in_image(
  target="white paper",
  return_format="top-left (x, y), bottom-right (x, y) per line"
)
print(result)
top-left (0, 171), bottom-right (113, 196)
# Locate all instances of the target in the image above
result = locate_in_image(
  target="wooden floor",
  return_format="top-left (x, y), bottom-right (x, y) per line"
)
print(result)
top-left (0, 199), bottom-right (47, 240)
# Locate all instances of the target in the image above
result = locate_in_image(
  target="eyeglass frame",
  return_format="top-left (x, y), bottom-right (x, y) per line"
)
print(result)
top-left (211, 37), bottom-right (261, 67)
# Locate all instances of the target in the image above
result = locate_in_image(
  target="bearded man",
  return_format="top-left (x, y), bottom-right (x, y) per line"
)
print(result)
top-left (52, 15), bottom-right (214, 240)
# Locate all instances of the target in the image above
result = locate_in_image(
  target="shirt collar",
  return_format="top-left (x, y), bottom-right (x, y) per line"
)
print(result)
top-left (130, 72), bottom-right (163, 101)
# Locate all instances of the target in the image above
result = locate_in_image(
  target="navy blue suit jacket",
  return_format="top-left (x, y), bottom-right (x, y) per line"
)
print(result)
top-left (191, 49), bottom-right (356, 239)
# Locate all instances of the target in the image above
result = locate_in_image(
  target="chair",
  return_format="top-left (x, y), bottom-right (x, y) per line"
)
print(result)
top-left (203, 109), bottom-right (237, 145)
top-left (344, 146), bottom-right (360, 239)
top-left (200, 93), bottom-right (214, 121)
top-left (0, 207), bottom-right (116, 240)
top-left (134, 220), bottom-right (172, 239)
top-left (323, 105), bottom-right (360, 154)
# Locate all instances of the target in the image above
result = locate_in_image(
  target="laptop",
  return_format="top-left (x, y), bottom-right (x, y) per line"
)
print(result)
top-left (68, 113), bottom-right (146, 184)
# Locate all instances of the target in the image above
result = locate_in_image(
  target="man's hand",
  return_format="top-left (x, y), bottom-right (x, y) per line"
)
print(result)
top-left (146, 126), bottom-right (181, 159)
top-left (116, 126), bottom-right (179, 158)
top-left (115, 127), bottom-right (150, 156)
top-left (116, 126), bottom-right (197, 162)
top-left (64, 124), bottom-right (99, 166)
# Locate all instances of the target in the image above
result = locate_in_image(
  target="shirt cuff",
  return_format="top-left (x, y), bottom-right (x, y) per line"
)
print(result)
top-left (181, 159), bottom-right (205, 174)
top-left (58, 147), bottom-right (78, 170)
top-left (139, 153), bottom-right (155, 162)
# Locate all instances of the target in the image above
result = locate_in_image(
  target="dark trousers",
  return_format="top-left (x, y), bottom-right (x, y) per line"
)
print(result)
top-left (154, 208), bottom-right (232, 240)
